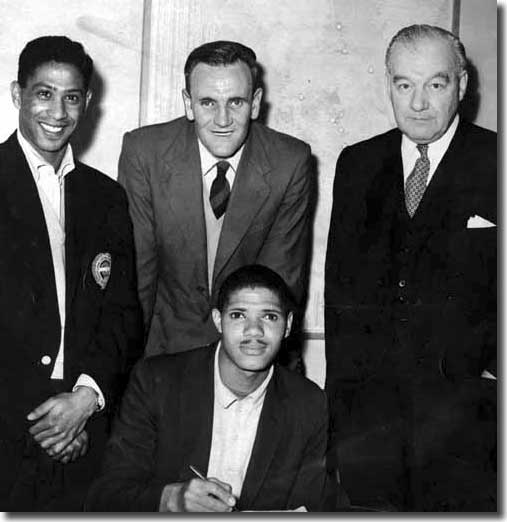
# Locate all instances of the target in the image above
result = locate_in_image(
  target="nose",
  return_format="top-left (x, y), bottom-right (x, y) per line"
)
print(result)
top-left (244, 317), bottom-right (263, 337)
top-left (410, 86), bottom-right (429, 112)
top-left (214, 104), bottom-right (232, 127)
top-left (49, 96), bottom-right (68, 120)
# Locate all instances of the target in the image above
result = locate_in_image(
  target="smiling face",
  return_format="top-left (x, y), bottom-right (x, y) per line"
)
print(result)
top-left (182, 61), bottom-right (262, 158)
top-left (11, 61), bottom-right (91, 168)
top-left (212, 286), bottom-right (293, 391)
top-left (387, 37), bottom-right (467, 144)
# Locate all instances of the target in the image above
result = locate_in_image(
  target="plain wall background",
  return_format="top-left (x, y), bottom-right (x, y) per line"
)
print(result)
top-left (0, 0), bottom-right (497, 388)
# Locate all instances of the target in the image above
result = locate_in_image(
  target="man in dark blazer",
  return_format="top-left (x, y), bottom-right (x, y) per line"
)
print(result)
top-left (86, 265), bottom-right (338, 512)
top-left (118, 40), bottom-right (314, 357)
top-left (325, 25), bottom-right (496, 511)
top-left (0, 36), bottom-right (143, 510)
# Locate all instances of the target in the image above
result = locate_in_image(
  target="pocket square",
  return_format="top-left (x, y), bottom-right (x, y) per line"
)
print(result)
top-left (467, 215), bottom-right (496, 228)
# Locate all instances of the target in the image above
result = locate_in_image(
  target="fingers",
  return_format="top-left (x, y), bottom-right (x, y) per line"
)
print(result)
top-left (51, 431), bottom-right (89, 463)
top-left (183, 478), bottom-right (236, 512)
top-left (26, 397), bottom-right (55, 422)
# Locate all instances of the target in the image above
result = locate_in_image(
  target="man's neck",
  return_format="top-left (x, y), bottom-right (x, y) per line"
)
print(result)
top-left (218, 352), bottom-right (270, 398)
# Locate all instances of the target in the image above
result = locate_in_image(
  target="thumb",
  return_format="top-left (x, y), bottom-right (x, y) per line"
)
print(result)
top-left (27, 398), bottom-right (54, 421)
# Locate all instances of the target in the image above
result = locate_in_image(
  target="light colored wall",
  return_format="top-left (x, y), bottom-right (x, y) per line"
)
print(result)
top-left (141, 0), bottom-right (455, 387)
top-left (0, 0), bottom-right (144, 177)
top-left (459, 0), bottom-right (497, 131)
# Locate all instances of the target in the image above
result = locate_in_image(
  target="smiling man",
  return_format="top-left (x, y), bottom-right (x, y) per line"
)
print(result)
top-left (325, 25), bottom-right (496, 511)
top-left (118, 41), bottom-right (314, 359)
top-left (0, 36), bottom-right (143, 510)
top-left (86, 265), bottom-right (339, 512)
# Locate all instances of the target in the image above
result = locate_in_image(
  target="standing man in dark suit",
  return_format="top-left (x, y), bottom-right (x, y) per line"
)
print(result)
top-left (325, 25), bottom-right (496, 511)
top-left (119, 41), bottom-right (314, 357)
top-left (86, 265), bottom-right (338, 512)
top-left (0, 36), bottom-right (143, 510)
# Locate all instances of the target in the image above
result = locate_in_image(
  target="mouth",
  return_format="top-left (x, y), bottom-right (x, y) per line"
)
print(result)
top-left (211, 130), bottom-right (234, 137)
top-left (40, 122), bottom-right (67, 136)
top-left (240, 340), bottom-right (268, 354)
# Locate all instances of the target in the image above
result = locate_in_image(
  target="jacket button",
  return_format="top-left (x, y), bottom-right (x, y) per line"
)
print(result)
top-left (41, 355), bottom-right (52, 366)
top-left (398, 279), bottom-right (406, 288)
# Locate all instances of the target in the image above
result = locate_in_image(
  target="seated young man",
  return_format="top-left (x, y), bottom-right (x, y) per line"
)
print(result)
top-left (86, 264), bottom-right (338, 512)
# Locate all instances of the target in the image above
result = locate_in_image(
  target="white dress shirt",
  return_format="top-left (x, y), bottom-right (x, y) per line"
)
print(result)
top-left (401, 115), bottom-right (459, 184)
top-left (17, 130), bottom-right (104, 408)
top-left (207, 343), bottom-right (273, 499)
top-left (198, 140), bottom-right (243, 292)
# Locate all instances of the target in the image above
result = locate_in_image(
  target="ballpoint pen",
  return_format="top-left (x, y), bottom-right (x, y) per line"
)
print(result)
top-left (189, 465), bottom-right (238, 511)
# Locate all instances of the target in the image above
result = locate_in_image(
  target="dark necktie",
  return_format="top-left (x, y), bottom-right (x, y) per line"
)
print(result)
top-left (405, 143), bottom-right (430, 218)
top-left (210, 160), bottom-right (231, 219)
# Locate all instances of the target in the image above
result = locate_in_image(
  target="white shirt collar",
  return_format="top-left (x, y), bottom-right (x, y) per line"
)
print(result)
top-left (401, 115), bottom-right (459, 183)
top-left (213, 342), bottom-right (274, 410)
top-left (197, 138), bottom-right (244, 177)
top-left (17, 128), bottom-right (75, 181)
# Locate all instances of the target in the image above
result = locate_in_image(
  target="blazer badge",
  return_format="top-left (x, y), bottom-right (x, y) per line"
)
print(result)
top-left (91, 252), bottom-right (112, 290)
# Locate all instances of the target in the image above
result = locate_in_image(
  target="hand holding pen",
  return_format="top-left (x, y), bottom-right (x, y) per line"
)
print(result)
top-left (159, 466), bottom-right (237, 512)
top-left (189, 465), bottom-right (238, 512)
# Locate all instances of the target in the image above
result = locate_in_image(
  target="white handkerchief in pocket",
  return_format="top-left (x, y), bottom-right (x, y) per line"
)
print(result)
top-left (467, 215), bottom-right (496, 228)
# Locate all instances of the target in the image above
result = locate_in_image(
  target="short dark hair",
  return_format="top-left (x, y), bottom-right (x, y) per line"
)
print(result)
top-left (215, 264), bottom-right (295, 315)
top-left (18, 36), bottom-right (94, 90)
top-left (184, 40), bottom-right (259, 93)
top-left (385, 24), bottom-right (467, 76)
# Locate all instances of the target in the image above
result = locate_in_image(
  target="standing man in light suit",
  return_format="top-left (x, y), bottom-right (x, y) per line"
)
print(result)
top-left (119, 40), bottom-right (314, 357)
top-left (325, 25), bottom-right (496, 511)
top-left (0, 36), bottom-right (143, 510)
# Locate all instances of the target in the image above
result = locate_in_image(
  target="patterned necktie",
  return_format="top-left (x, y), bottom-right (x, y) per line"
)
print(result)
top-left (405, 143), bottom-right (430, 218)
top-left (210, 160), bottom-right (231, 219)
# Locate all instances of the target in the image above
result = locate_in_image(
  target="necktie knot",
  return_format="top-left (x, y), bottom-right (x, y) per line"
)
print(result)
top-left (417, 143), bottom-right (429, 159)
top-left (210, 161), bottom-right (231, 219)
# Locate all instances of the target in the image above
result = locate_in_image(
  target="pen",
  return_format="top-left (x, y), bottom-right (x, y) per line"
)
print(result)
top-left (189, 465), bottom-right (238, 511)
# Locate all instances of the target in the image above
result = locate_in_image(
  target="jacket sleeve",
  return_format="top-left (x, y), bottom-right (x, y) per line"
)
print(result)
top-left (256, 144), bottom-right (315, 304)
top-left (85, 359), bottom-right (167, 511)
top-left (286, 390), bottom-right (343, 511)
top-left (118, 131), bottom-right (159, 339)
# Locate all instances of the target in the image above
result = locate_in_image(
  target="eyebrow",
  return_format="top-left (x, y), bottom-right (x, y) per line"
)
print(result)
top-left (30, 81), bottom-right (84, 94)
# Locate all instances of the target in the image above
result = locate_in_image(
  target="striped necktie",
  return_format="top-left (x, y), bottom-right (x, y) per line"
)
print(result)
top-left (210, 160), bottom-right (231, 219)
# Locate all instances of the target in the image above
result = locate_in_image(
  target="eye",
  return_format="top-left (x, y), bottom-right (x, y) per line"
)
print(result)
top-left (229, 98), bottom-right (244, 108)
top-left (65, 94), bottom-right (81, 104)
top-left (263, 313), bottom-right (279, 322)
top-left (37, 90), bottom-right (52, 100)
top-left (395, 82), bottom-right (411, 92)
top-left (229, 311), bottom-right (245, 320)
top-left (429, 82), bottom-right (446, 91)
top-left (200, 99), bottom-right (215, 108)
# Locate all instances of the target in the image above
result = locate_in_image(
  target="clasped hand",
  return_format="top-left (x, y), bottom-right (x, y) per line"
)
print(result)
top-left (27, 387), bottom-right (97, 462)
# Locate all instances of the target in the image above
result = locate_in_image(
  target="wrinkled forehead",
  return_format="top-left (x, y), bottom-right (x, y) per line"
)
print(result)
top-left (223, 285), bottom-right (285, 310)
top-left (388, 37), bottom-right (458, 75)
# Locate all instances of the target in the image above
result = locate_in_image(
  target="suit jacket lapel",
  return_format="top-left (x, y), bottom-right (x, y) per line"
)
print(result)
top-left (0, 134), bottom-right (59, 321)
top-left (362, 132), bottom-right (404, 249)
top-left (65, 166), bottom-right (88, 316)
top-left (409, 122), bottom-right (466, 240)
top-left (239, 368), bottom-right (285, 509)
top-left (162, 125), bottom-right (208, 287)
top-left (213, 129), bottom-right (271, 285)
top-left (178, 344), bottom-right (216, 480)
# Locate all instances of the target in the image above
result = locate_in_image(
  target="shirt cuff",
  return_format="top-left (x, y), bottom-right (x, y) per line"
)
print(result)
top-left (73, 374), bottom-right (106, 411)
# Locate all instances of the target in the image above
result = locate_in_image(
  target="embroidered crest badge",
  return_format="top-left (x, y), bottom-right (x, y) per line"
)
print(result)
top-left (91, 252), bottom-right (112, 290)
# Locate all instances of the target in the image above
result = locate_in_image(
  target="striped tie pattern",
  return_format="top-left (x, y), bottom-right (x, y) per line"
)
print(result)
top-left (405, 143), bottom-right (430, 218)
top-left (210, 160), bottom-right (231, 219)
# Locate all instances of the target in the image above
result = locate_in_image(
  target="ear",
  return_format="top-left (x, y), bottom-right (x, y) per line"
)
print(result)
top-left (10, 81), bottom-right (22, 109)
top-left (284, 311), bottom-right (294, 338)
top-left (250, 87), bottom-right (263, 120)
top-left (182, 88), bottom-right (195, 121)
top-left (84, 90), bottom-right (92, 111)
top-left (212, 308), bottom-right (223, 334)
top-left (384, 71), bottom-right (393, 101)
top-left (458, 70), bottom-right (468, 102)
